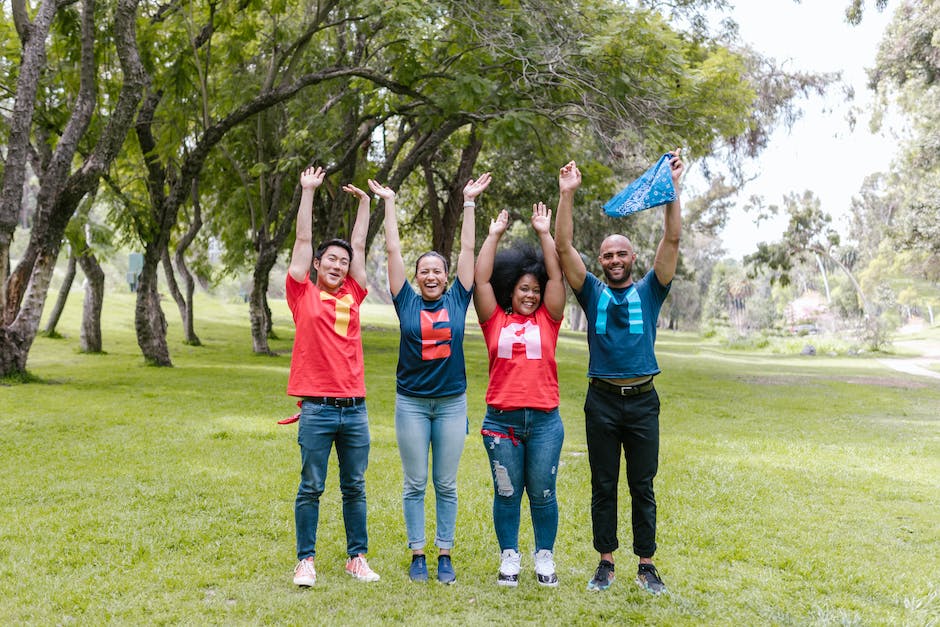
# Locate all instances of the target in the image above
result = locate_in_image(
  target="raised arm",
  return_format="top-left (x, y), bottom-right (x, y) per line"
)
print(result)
top-left (457, 172), bottom-right (492, 291)
top-left (531, 202), bottom-right (565, 321)
top-left (342, 182), bottom-right (372, 288)
top-left (553, 160), bottom-right (587, 292)
top-left (372, 179), bottom-right (404, 296)
top-left (652, 149), bottom-right (684, 286)
top-left (473, 209), bottom-right (509, 323)
top-left (288, 166), bottom-right (326, 282)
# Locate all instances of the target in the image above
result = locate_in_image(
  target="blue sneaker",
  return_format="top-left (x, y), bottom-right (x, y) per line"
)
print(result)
top-left (586, 559), bottom-right (615, 591)
top-left (437, 555), bottom-right (456, 585)
top-left (409, 554), bottom-right (428, 582)
top-left (636, 562), bottom-right (667, 595)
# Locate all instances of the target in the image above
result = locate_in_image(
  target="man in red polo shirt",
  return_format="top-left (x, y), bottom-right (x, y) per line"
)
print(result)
top-left (287, 165), bottom-right (378, 587)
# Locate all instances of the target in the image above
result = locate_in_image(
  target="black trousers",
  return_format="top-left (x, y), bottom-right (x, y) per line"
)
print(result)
top-left (584, 384), bottom-right (660, 558)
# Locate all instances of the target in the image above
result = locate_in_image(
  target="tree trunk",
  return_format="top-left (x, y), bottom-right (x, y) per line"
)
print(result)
top-left (250, 245), bottom-right (278, 354)
top-left (438, 126), bottom-right (483, 261)
top-left (43, 251), bottom-right (77, 335)
top-left (77, 250), bottom-right (104, 352)
top-left (0, 0), bottom-right (61, 313)
top-left (163, 245), bottom-right (200, 347)
top-left (568, 303), bottom-right (586, 332)
top-left (174, 181), bottom-right (203, 346)
top-left (162, 247), bottom-right (187, 328)
top-left (2, 243), bottom-right (62, 374)
top-left (135, 251), bottom-right (171, 366)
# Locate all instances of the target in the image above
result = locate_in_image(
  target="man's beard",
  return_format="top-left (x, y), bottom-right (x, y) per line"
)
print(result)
top-left (603, 263), bottom-right (632, 285)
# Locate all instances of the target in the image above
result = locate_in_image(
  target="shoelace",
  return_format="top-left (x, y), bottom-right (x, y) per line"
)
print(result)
top-left (350, 557), bottom-right (372, 574)
top-left (639, 564), bottom-right (661, 582)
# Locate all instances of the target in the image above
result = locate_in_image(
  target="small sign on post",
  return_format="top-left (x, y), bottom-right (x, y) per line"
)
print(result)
top-left (127, 253), bottom-right (143, 292)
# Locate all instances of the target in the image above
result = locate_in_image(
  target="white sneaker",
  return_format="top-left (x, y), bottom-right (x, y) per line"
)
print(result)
top-left (345, 554), bottom-right (380, 582)
top-left (293, 557), bottom-right (317, 587)
top-left (497, 549), bottom-right (521, 587)
top-left (534, 549), bottom-right (559, 587)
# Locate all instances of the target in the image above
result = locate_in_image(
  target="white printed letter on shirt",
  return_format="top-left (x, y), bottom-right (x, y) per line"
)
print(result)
top-left (497, 321), bottom-right (542, 360)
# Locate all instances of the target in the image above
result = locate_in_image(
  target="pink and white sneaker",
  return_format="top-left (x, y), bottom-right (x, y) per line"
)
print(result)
top-left (293, 557), bottom-right (317, 587)
top-left (345, 554), bottom-right (380, 582)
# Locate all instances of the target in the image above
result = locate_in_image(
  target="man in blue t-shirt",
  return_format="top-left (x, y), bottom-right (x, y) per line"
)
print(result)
top-left (554, 151), bottom-right (684, 595)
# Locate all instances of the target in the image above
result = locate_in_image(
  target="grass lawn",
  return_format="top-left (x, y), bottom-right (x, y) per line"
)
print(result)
top-left (2, 291), bottom-right (938, 625)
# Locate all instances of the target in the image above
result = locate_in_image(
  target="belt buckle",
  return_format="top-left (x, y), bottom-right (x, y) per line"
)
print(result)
top-left (619, 385), bottom-right (634, 396)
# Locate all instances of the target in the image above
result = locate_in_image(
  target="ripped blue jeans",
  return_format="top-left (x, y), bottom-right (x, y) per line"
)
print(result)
top-left (481, 406), bottom-right (564, 553)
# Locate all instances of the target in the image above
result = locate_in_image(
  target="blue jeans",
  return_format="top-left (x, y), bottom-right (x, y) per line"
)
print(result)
top-left (395, 392), bottom-right (467, 550)
top-left (480, 406), bottom-right (564, 553)
top-left (295, 399), bottom-right (370, 560)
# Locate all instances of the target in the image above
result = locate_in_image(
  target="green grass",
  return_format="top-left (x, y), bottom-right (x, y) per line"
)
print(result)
top-left (2, 292), bottom-right (938, 625)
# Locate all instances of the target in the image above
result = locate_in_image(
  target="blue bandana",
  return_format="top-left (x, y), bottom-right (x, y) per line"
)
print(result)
top-left (603, 153), bottom-right (676, 217)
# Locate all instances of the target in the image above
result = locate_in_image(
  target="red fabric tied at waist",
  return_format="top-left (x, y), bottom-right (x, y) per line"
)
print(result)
top-left (480, 427), bottom-right (520, 446)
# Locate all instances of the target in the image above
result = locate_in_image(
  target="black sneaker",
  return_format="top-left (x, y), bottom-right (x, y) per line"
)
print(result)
top-left (635, 563), bottom-right (666, 595)
top-left (586, 559), bottom-right (615, 591)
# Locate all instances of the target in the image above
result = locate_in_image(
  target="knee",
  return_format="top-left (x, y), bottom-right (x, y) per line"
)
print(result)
top-left (433, 476), bottom-right (457, 499)
top-left (528, 486), bottom-right (557, 508)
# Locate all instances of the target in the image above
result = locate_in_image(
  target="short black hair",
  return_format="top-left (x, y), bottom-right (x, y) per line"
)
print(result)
top-left (414, 251), bottom-right (449, 276)
top-left (491, 243), bottom-right (547, 312)
top-left (315, 238), bottom-right (353, 262)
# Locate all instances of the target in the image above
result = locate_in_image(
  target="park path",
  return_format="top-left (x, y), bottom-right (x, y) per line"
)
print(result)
top-left (877, 337), bottom-right (940, 381)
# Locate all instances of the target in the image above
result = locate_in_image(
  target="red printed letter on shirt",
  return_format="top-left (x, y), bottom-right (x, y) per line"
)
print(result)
top-left (420, 309), bottom-right (451, 360)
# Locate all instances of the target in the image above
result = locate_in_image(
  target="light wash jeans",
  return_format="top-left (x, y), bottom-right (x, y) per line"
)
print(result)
top-left (295, 399), bottom-right (370, 560)
top-left (395, 392), bottom-right (467, 550)
top-left (480, 406), bottom-right (564, 553)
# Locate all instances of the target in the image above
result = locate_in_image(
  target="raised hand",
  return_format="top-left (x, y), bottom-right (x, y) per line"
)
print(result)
top-left (558, 161), bottom-right (581, 194)
top-left (300, 166), bottom-right (326, 190)
top-left (367, 179), bottom-right (396, 201)
top-left (341, 183), bottom-right (369, 201)
top-left (668, 148), bottom-right (684, 186)
top-left (531, 202), bottom-right (552, 235)
top-left (464, 172), bottom-right (493, 201)
top-left (488, 209), bottom-right (509, 237)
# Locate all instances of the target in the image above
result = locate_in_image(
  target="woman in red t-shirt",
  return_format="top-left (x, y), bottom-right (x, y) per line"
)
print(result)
top-left (473, 202), bottom-right (566, 587)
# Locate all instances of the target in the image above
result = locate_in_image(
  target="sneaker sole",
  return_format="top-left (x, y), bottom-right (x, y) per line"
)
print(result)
top-left (293, 579), bottom-right (316, 587)
top-left (347, 572), bottom-right (380, 582)
top-left (497, 577), bottom-right (519, 587)
top-left (537, 578), bottom-right (559, 588)
top-left (587, 579), bottom-right (613, 592)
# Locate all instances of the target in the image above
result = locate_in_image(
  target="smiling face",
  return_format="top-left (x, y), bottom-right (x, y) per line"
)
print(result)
top-left (313, 245), bottom-right (350, 293)
top-left (415, 254), bottom-right (448, 301)
top-left (510, 273), bottom-right (542, 316)
top-left (598, 235), bottom-right (636, 287)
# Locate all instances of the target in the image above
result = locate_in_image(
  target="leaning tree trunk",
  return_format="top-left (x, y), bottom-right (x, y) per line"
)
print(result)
top-left (174, 181), bottom-right (203, 346)
top-left (43, 251), bottom-right (77, 335)
top-left (161, 248), bottom-right (199, 345)
top-left (77, 249), bottom-right (104, 352)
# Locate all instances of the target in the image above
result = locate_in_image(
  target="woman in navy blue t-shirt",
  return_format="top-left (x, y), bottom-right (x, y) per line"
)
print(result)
top-left (371, 173), bottom-right (491, 584)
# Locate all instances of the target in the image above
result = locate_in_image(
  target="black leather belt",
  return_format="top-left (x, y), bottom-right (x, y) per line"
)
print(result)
top-left (590, 377), bottom-right (654, 397)
top-left (303, 396), bottom-right (364, 407)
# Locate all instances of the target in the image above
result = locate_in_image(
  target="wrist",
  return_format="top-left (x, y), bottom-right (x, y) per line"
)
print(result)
top-left (463, 199), bottom-right (476, 207)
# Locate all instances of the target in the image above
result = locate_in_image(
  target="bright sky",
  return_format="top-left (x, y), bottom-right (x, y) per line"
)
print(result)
top-left (709, 1), bottom-right (901, 260)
